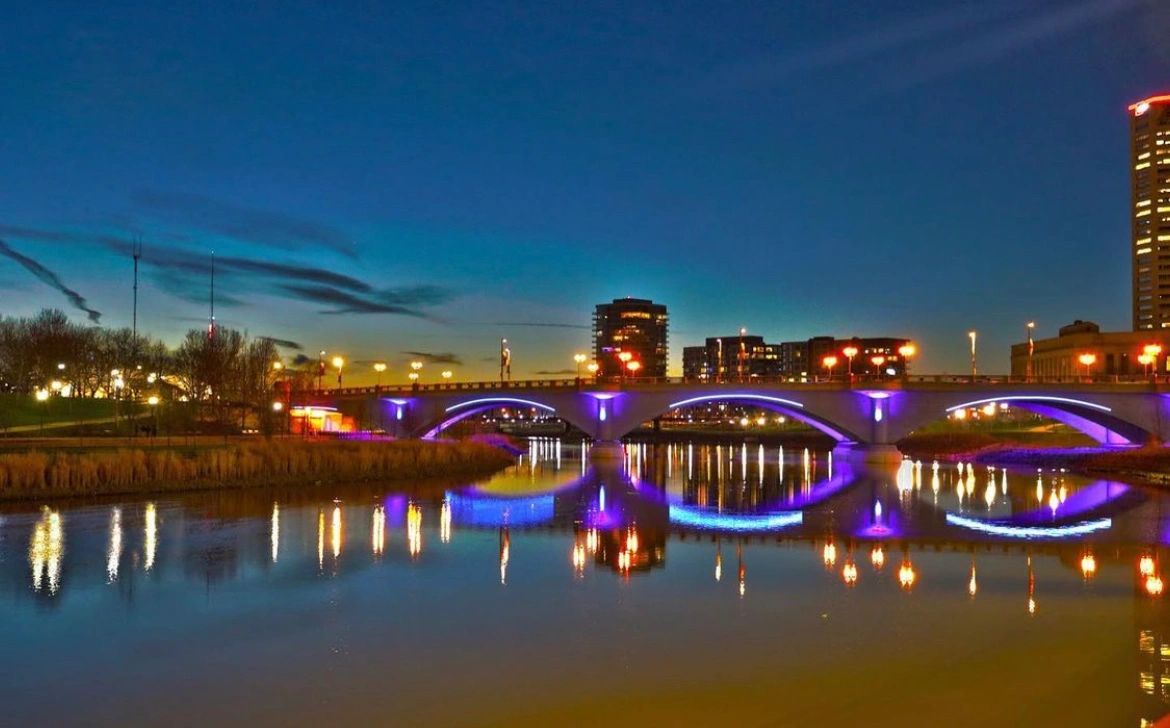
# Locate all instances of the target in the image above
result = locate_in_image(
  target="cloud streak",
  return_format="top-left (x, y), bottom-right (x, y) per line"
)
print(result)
top-left (134, 191), bottom-right (357, 258)
top-left (402, 351), bottom-right (463, 366)
top-left (0, 238), bottom-right (102, 322)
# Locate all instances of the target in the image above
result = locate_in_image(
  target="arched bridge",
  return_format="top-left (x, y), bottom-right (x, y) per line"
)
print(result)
top-left (314, 378), bottom-right (1170, 461)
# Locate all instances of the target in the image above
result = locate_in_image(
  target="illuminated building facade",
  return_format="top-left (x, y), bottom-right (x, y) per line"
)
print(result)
top-left (592, 298), bottom-right (669, 377)
top-left (682, 335), bottom-right (781, 380)
top-left (1131, 94), bottom-right (1170, 330)
top-left (1010, 320), bottom-right (1170, 377)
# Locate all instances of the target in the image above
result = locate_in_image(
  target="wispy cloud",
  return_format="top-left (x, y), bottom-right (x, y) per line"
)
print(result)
top-left (259, 336), bottom-right (303, 350)
top-left (533, 368), bottom-right (577, 375)
top-left (489, 321), bottom-right (590, 330)
top-left (0, 238), bottom-right (102, 322)
top-left (402, 351), bottom-right (463, 366)
top-left (134, 191), bottom-right (357, 258)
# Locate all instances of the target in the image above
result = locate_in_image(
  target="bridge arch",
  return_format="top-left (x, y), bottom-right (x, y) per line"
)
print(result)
top-left (628, 393), bottom-right (862, 443)
top-left (933, 395), bottom-right (1156, 446)
top-left (419, 396), bottom-right (590, 440)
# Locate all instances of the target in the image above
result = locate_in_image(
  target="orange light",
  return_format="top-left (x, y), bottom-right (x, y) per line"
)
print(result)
top-left (898, 561), bottom-right (916, 590)
top-left (1140, 555), bottom-right (1156, 576)
top-left (870, 355), bottom-right (886, 367)
top-left (1144, 344), bottom-right (1163, 358)
top-left (1080, 552), bottom-right (1096, 579)
top-left (898, 343), bottom-right (916, 359)
top-left (842, 346), bottom-right (858, 359)
top-left (618, 351), bottom-right (633, 363)
top-left (1077, 353), bottom-right (1097, 367)
top-left (822, 355), bottom-right (838, 370)
top-left (870, 544), bottom-right (885, 570)
top-left (1147, 575), bottom-right (1164, 596)
top-left (842, 560), bottom-right (858, 587)
top-left (1138, 354), bottom-right (1154, 367)
top-left (822, 542), bottom-right (837, 568)
top-left (626, 360), bottom-right (642, 374)
top-left (1130, 95), bottom-right (1170, 113)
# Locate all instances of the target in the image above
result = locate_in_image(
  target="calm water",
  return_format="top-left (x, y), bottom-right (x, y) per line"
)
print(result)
top-left (3, 438), bottom-right (1169, 726)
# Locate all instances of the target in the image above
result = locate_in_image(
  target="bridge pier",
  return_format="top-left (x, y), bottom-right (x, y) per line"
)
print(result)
top-left (832, 442), bottom-right (905, 465)
top-left (589, 440), bottom-right (625, 461)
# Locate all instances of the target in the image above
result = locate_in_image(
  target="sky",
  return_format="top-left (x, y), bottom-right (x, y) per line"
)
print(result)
top-left (1, 0), bottom-right (1168, 381)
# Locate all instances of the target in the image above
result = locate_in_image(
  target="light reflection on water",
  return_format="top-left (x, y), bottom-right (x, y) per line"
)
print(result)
top-left (1, 437), bottom-right (1169, 726)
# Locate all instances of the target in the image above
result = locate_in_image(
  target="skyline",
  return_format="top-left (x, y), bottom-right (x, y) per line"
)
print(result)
top-left (2, 1), bottom-right (1169, 381)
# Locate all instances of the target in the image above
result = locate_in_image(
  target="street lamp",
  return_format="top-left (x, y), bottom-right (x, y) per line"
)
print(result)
top-left (272, 361), bottom-right (283, 372)
top-left (441, 370), bottom-right (453, 381)
top-left (573, 353), bottom-right (587, 380)
top-left (147, 395), bottom-right (159, 438)
top-left (897, 343), bottom-right (916, 378)
top-left (373, 362), bottom-right (387, 388)
top-left (822, 355), bottom-right (838, 381)
top-left (626, 360), bottom-right (642, 378)
top-left (1077, 352), bottom-right (1097, 379)
top-left (408, 371), bottom-right (420, 386)
top-left (618, 351), bottom-right (632, 382)
top-left (1144, 344), bottom-right (1163, 379)
top-left (1025, 322), bottom-right (1035, 380)
top-left (331, 356), bottom-right (344, 392)
top-left (870, 355), bottom-right (886, 378)
top-left (968, 331), bottom-right (977, 379)
top-left (586, 361), bottom-right (599, 379)
top-left (842, 346), bottom-right (858, 379)
top-left (1139, 353), bottom-right (1155, 377)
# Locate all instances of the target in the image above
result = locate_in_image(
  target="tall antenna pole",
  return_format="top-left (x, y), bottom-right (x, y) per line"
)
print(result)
top-left (208, 250), bottom-right (216, 339)
top-left (132, 235), bottom-right (142, 342)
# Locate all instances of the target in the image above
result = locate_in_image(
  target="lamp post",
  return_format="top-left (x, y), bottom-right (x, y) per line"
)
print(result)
top-left (35, 388), bottom-right (49, 433)
top-left (822, 355), bottom-right (838, 382)
top-left (842, 346), bottom-right (858, 381)
top-left (716, 338), bottom-right (723, 383)
top-left (373, 362), bottom-right (387, 389)
top-left (1078, 353), bottom-right (1097, 380)
top-left (1139, 353), bottom-right (1154, 378)
top-left (626, 360), bottom-right (642, 379)
top-left (410, 360), bottom-right (423, 385)
top-left (573, 353), bottom-right (586, 382)
top-left (1025, 322), bottom-right (1035, 381)
top-left (738, 327), bottom-right (747, 381)
top-left (618, 351), bottom-right (633, 383)
top-left (870, 355), bottom-right (886, 379)
top-left (441, 370), bottom-right (453, 382)
top-left (968, 331), bottom-right (977, 380)
top-left (499, 338), bottom-right (511, 382)
top-left (331, 356), bottom-right (344, 392)
top-left (147, 395), bottom-right (159, 438)
top-left (586, 361), bottom-right (599, 380)
top-left (897, 343), bottom-right (916, 379)
top-left (1144, 344), bottom-right (1163, 380)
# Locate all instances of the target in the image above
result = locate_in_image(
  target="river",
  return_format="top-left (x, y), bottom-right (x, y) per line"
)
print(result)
top-left (2, 438), bottom-right (1167, 726)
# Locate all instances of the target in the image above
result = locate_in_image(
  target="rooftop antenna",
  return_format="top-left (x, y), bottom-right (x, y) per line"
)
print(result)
top-left (208, 250), bottom-right (216, 339)
top-left (132, 235), bottom-right (142, 342)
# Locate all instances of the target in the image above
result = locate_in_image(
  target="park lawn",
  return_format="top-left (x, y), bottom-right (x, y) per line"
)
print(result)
top-left (0, 394), bottom-right (140, 429)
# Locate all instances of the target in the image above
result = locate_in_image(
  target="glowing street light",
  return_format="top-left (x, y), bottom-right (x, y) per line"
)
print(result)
top-left (1025, 322), bottom-right (1036, 380)
top-left (586, 361), bottom-right (599, 378)
top-left (573, 353), bottom-right (587, 380)
top-left (626, 360), bottom-right (642, 377)
top-left (842, 346), bottom-right (858, 379)
top-left (870, 355), bottom-right (886, 378)
top-left (331, 356), bottom-right (344, 391)
top-left (1077, 352), bottom-right (1097, 379)
top-left (272, 361), bottom-right (283, 371)
top-left (272, 401), bottom-right (284, 412)
top-left (35, 388), bottom-right (50, 402)
top-left (408, 372), bottom-right (420, 384)
top-left (968, 330), bottom-right (977, 379)
top-left (822, 355), bottom-right (838, 380)
top-left (441, 370), bottom-right (453, 380)
top-left (898, 343), bottom-right (916, 377)
top-left (373, 362), bottom-right (387, 388)
top-left (1144, 344), bottom-right (1163, 379)
top-left (1139, 353), bottom-right (1155, 376)
top-left (1080, 551), bottom-right (1096, 580)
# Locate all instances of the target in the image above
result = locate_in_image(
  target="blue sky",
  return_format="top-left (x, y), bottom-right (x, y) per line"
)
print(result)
top-left (1, 0), bottom-right (1167, 380)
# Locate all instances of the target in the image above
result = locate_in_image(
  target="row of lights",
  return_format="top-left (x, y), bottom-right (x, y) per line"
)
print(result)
top-left (821, 343), bottom-right (916, 377)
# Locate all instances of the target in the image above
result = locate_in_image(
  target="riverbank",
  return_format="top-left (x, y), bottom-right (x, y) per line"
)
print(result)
top-left (0, 439), bottom-right (515, 501)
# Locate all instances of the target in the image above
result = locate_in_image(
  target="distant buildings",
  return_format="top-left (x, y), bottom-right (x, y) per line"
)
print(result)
top-left (682, 333), bottom-right (912, 380)
top-left (681, 334), bottom-right (780, 380)
top-left (1130, 94), bottom-right (1170, 331)
top-left (1009, 320), bottom-right (1169, 378)
top-left (592, 297), bottom-right (669, 377)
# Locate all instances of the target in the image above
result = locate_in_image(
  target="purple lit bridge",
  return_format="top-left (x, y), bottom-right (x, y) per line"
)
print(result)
top-left (312, 378), bottom-right (1170, 462)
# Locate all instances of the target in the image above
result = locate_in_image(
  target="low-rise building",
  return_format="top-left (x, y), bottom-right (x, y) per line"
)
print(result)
top-left (1010, 320), bottom-right (1170, 378)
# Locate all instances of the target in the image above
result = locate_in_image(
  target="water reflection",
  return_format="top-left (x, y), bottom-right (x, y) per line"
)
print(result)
top-left (3, 438), bottom-right (1170, 724)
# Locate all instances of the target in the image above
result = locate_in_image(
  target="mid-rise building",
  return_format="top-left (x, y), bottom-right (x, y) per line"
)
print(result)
top-left (1010, 320), bottom-right (1169, 378)
top-left (682, 335), bottom-right (780, 380)
top-left (1130, 94), bottom-right (1170, 330)
top-left (592, 297), bottom-right (669, 377)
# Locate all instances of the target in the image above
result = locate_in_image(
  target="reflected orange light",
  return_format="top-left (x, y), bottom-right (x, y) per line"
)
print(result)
top-left (842, 560), bottom-right (858, 587)
top-left (1080, 552), bottom-right (1096, 579)
top-left (898, 560), bottom-right (917, 590)
top-left (1140, 554), bottom-right (1156, 577)
top-left (1146, 574), bottom-right (1164, 596)
top-left (870, 544), bottom-right (885, 570)
top-left (822, 541), bottom-right (837, 568)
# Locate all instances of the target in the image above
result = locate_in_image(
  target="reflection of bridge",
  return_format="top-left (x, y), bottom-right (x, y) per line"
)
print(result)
top-left (314, 378), bottom-right (1170, 460)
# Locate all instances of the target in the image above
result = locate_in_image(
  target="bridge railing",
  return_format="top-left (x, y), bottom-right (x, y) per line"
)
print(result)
top-left (300, 373), bottom-right (1170, 398)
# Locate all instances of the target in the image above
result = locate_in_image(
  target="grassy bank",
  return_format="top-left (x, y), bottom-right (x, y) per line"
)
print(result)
top-left (897, 431), bottom-right (1094, 460)
top-left (0, 439), bottom-right (515, 501)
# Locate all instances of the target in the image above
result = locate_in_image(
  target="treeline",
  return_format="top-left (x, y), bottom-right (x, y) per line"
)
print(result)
top-left (0, 308), bottom-right (308, 425)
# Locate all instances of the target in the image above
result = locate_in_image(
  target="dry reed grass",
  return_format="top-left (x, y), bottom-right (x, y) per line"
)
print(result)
top-left (0, 439), bottom-right (514, 500)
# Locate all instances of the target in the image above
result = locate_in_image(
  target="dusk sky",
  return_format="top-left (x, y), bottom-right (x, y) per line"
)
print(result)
top-left (2, 0), bottom-right (1168, 381)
